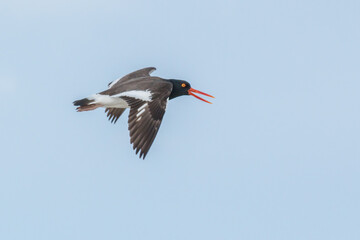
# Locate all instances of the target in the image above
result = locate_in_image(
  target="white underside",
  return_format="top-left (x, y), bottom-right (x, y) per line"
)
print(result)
top-left (88, 90), bottom-right (153, 108)
top-left (88, 94), bottom-right (130, 108)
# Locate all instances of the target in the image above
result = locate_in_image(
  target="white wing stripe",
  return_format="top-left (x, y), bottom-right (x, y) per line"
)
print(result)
top-left (112, 90), bottom-right (152, 101)
top-left (136, 108), bottom-right (145, 117)
top-left (138, 103), bottom-right (147, 111)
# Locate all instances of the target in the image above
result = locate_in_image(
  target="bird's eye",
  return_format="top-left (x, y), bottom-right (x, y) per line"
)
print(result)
top-left (181, 83), bottom-right (186, 87)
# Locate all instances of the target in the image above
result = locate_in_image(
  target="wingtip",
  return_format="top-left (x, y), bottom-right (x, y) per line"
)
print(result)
top-left (138, 151), bottom-right (147, 160)
top-left (149, 67), bottom-right (156, 74)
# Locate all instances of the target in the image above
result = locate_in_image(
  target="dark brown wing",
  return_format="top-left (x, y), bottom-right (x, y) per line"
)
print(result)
top-left (105, 108), bottom-right (126, 124)
top-left (122, 93), bottom-right (170, 159)
top-left (108, 67), bottom-right (156, 88)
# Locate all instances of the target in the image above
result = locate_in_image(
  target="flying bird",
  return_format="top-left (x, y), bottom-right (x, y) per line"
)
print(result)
top-left (73, 67), bottom-right (214, 159)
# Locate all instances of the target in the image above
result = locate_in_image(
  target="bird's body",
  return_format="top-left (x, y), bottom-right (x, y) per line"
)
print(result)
top-left (74, 67), bottom-right (214, 159)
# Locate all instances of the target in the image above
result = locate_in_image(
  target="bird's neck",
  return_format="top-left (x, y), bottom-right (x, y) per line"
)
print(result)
top-left (168, 79), bottom-right (184, 100)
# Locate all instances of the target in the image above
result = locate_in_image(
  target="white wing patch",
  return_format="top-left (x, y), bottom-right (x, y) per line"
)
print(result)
top-left (112, 90), bottom-right (152, 101)
top-left (138, 103), bottom-right (147, 111)
top-left (135, 103), bottom-right (147, 121)
top-left (136, 108), bottom-right (145, 117)
top-left (165, 97), bottom-right (169, 111)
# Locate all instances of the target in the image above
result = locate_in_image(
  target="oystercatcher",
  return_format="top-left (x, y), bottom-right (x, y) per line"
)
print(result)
top-left (73, 67), bottom-right (214, 159)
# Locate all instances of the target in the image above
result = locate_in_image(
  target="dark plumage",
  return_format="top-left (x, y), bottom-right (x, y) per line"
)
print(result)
top-left (73, 67), bottom-right (214, 159)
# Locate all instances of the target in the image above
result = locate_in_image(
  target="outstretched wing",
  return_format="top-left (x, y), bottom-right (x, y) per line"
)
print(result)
top-left (108, 67), bottom-right (156, 88)
top-left (121, 83), bottom-right (172, 159)
top-left (105, 108), bottom-right (126, 124)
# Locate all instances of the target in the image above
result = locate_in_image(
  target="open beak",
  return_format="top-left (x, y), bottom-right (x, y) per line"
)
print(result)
top-left (188, 88), bottom-right (215, 104)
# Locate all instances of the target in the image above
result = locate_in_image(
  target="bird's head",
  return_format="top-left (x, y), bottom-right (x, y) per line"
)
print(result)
top-left (168, 79), bottom-right (214, 103)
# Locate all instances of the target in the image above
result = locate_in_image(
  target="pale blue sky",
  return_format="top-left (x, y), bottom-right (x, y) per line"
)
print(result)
top-left (1, 0), bottom-right (359, 239)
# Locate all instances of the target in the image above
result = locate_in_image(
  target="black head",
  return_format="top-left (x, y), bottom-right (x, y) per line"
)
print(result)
top-left (168, 80), bottom-right (191, 100)
top-left (168, 79), bottom-right (214, 103)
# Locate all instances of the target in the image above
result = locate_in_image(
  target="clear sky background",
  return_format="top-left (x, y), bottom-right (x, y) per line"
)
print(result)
top-left (1, 0), bottom-right (359, 239)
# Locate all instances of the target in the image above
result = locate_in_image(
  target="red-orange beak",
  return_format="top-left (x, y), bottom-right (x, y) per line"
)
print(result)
top-left (188, 88), bottom-right (215, 104)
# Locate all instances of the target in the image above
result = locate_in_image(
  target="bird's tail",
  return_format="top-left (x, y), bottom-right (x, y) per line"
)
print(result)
top-left (73, 97), bottom-right (101, 112)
